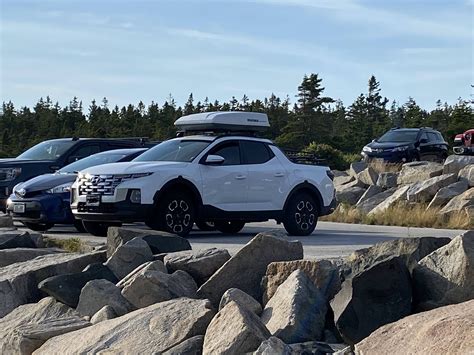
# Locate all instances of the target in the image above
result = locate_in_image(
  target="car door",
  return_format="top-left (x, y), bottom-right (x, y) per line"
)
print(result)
top-left (241, 140), bottom-right (289, 211)
top-left (66, 144), bottom-right (101, 164)
top-left (418, 132), bottom-right (433, 161)
top-left (199, 140), bottom-right (248, 211)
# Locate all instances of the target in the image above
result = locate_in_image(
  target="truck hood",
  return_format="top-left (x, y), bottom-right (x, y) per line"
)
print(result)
top-left (80, 161), bottom-right (190, 175)
top-left (15, 173), bottom-right (76, 193)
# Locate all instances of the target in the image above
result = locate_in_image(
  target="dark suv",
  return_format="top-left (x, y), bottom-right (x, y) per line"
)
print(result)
top-left (361, 128), bottom-right (449, 163)
top-left (0, 138), bottom-right (150, 210)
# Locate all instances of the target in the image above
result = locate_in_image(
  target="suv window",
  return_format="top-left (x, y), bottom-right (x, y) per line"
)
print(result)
top-left (436, 132), bottom-right (445, 142)
top-left (241, 141), bottom-right (273, 164)
top-left (72, 144), bottom-right (101, 158)
top-left (420, 132), bottom-right (429, 142)
top-left (209, 141), bottom-right (241, 165)
top-left (427, 132), bottom-right (438, 142)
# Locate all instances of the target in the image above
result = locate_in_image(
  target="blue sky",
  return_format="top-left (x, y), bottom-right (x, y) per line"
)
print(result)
top-left (1, 0), bottom-right (472, 110)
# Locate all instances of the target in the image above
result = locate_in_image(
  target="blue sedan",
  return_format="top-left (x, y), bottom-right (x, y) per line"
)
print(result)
top-left (7, 148), bottom-right (147, 232)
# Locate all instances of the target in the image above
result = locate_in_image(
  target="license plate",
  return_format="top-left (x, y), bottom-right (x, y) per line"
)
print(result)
top-left (13, 203), bottom-right (25, 213)
top-left (86, 195), bottom-right (101, 206)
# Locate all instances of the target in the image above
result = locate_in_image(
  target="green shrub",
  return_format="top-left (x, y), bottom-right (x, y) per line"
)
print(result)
top-left (304, 143), bottom-right (360, 170)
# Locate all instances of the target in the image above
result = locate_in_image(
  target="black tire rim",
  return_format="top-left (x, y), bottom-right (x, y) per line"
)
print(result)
top-left (294, 200), bottom-right (315, 232)
top-left (165, 199), bottom-right (192, 234)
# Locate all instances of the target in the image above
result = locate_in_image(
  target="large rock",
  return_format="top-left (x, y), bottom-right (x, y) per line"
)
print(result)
top-left (219, 288), bottom-right (262, 315)
top-left (0, 297), bottom-right (90, 355)
top-left (261, 270), bottom-right (327, 343)
top-left (334, 175), bottom-right (354, 188)
top-left (164, 248), bottom-right (231, 284)
top-left (397, 161), bottom-right (443, 185)
top-left (356, 167), bottom-right (378, 186)
top-left (349, 161), bottom-right (367, 177)
top-left (413, 231), bottom-right (474, 310)
top-left (254, 336), bottom-right (293, 354)
top-left (427, 180), bottom-right (469, 209)
top-left (0, 213), bottom-right (13, 228)
top-left (355, 185), bottom-right (382, 206)
top-left (105, 237), bottom-right (153, 280)
top-left (375, 172), bottom-right (398, 189)
top-left (443, 154), bottom-right (474, 175)
top-left (203, 301), bottom-right (270, 354)
top-left (343, 237), bottom-right (451, 277)
top-left (38, 263), bottom-right (118, 308)
top-left (458, 164), bottom-right (474, 187)
top-left (406, 173), bottom-right (457, 203)
top-left (0, 247), bottom-right (63, 267)
top-left (116, 260), bottom-right (167, 287)
top-left (121, 270), bottom-right (197, 309)
top-left (76, 279), bottom-right (134, 317)
top-left (163, 335), bottom-right (204, 355)
top-left (107, 226), bottom-right (191, 257)
top-left (35, 298), bottom-right (215, 354)
top-left (355, 300), bottom-right (474, 355)
top-left (336, 186), bottom-right (366, 205)
top-left (197, 232), bottom-right (303, 305)
top-left (356, 188), bottom-right (396, 214)
top-left (438, 188), bottom-right (474, 216)
top-left (0, 231), bottom-right (36, 249)
top-left (331, 256), bottom-right (412, 345)
top-left (0, 251), bottom-right (105, 318)
top-left (90, 305), bottom-right (117, 324)
top-left (262, 259), bottom-right (341, 305)
top-left (290, 341), bottom-right (349, 354)
top-left (368, 185), bottom-right (410, 215)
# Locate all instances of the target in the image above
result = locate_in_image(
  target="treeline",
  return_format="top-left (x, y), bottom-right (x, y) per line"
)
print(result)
top-left (1, 74), bottom-right (472, 167)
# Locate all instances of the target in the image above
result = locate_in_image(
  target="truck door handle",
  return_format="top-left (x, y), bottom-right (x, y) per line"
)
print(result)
top-left (235, 175), bottom-right (247, 180)
top-left (274, 172), bottom-right (285, 177)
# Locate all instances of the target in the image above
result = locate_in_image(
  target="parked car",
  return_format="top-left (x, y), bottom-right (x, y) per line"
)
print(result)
top-left (71, 111), bottom-right (336, 237)
top-left (0, 138), bottom-right (153, 211)
top-left (6, 148), bottom-right (147, 232)
top-left (453, 129), bottom-right (474, 155)
top-left (361, 127), bottom-right (449, 163)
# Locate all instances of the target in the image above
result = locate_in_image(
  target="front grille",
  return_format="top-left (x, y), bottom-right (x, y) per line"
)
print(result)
top-left (0, 173), bottom-right (7, 181)
top-left (77, 173), bottom-right (150, 196)
top-left (77, 202), bottom-right (116, 213)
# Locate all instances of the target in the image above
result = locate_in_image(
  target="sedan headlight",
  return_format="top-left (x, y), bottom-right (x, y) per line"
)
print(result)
top-left (392, 146), bottom-right (409, 152)
top-left (46, 183), bottom-right (72, 194)
top-left (0, 167), bottom-right (22, 182)
top-left (362, 146), bottom-right (372, 153)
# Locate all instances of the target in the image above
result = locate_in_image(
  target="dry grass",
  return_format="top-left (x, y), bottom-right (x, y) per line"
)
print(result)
top-left (368, 159), bottom-right (403, 173)
top-left (321, 203), bottom-right (473, 230)
top-left (44, 237), bottom-right (84, 253)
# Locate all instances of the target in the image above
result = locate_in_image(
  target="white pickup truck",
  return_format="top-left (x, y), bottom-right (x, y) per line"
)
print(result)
top-left (71, 112), bottom-right (335, 236)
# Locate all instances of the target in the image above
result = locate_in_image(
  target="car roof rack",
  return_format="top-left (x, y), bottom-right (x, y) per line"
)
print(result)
top-left (283, 149), bottom-right (326, 166)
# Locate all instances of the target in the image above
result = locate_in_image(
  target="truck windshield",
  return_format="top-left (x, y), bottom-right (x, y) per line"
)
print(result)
top-left (378, 130), bottom-right (419, 143)
top-left (58, 152), bottom-right (129, 174)
top-left (17, 140), bottom-right (77, 160)
top-left (133, 139), bottom-right (210, 162)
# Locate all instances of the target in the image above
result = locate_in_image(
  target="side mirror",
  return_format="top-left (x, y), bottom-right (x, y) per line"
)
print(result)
top-left (419, 138), bottom-right (428, 144)
top-left (67, 156), bottom-right (83, 163)
top-left (204, 155), bottom-right (225, 165)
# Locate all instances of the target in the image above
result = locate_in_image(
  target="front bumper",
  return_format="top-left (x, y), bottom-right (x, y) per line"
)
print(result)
top-left (361, 150), bottom-right (415, 163)
top-left (320, 198), bottom-right (336, 216)
top-left (72, 200), bottom-right (153, 223)
top-left (453, 146), bottom-right (474, 155)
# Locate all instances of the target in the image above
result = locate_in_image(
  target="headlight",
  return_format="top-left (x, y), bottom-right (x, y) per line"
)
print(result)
top-left (392, 146), bottom-right (409, 152)
top-left (46, 183), bottom-right (72, 194)
top-left (362, 146), bottom-right (372, 153)
top-left (0, 167), bottom-right (22, 182)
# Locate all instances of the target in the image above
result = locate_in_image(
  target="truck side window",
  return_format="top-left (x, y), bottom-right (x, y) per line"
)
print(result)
top-left (241, 141), bottom-right (273, 164)
top-left (209, 142), bottom-right (241, 165)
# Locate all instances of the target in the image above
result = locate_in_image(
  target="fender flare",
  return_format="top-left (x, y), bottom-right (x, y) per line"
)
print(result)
top-left (283, 181), bottom-right (324, 214)
top-left (153, 176), bottom-right (203, 209)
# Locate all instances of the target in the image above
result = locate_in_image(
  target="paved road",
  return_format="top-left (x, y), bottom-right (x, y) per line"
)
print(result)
top-left (24, 221), bottom-right (467, 260)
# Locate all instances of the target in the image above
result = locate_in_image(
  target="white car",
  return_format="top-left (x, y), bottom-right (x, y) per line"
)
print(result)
top-left (71, 112), bottom-right (335, 237)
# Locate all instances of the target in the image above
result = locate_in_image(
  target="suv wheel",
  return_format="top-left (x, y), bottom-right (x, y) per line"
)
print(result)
top-left (158, 192), bottom-right (195, 237)
top-left (195, 221), bottom-right (216, 231)
top-left (23, 222), bottom-right (54, 232)
top-left (283, 193), bottom-right (318, 236)
top-left (73, 219), bottom-right (86, 233)
top-left (82, 221), bottom-right (121, 237)
top-left (215, 221), bottom-right (245, 234)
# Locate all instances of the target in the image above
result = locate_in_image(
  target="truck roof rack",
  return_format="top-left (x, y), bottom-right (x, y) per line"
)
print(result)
top-left (283, 149), bottom-right (326, 166)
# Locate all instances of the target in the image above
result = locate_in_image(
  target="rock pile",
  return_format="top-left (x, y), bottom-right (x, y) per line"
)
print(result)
top-left (0, 227), bottom-right (472, 354)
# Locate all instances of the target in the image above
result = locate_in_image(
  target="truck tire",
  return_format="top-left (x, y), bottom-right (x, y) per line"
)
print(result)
top-left (158, 192), bottom-right (195, 237)
top-left (195, 221), bottom-right (216, 231)
top-left (215, 221), bottom-right (245, 234)
top-left (23, 222), bottom-right (54, 232)
top-left (283, 192), bottom-right (318, 236)
top-left (73, 220), bottom-right (86, 233)
top-left (83, 221), bottom-right (121, 237)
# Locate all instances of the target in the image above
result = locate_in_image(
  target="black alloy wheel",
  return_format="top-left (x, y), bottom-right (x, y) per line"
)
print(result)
top-left (159, 192), bottom-right (195, 237)
top-left (283, 192), bottom-right (318, 236)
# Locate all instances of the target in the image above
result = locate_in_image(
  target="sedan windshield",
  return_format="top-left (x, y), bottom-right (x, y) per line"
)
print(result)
top-left (134, 139), bottom-right (210, 162)
top-left (377, 130), bottom-right (419, 143)
top-left (58, 153), bottom-right (129, 174)
top-left (17, 140), bottom-right (76, 160)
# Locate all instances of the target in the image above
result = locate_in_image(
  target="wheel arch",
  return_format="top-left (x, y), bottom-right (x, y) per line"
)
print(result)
top-left (283, 181), bottom-right (324, 215)
top-left (153, 176), bottom-right (203, 211)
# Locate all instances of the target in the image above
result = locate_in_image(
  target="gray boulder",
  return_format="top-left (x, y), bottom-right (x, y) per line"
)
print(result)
top-left (0, 297), bottom-right (90, 355)
top-left (219, 288), bottom-right (262, 315)
top-left (443, 154), bottom-right (474, 175)
top-left (334, 175), bottom-right (354, 188)
top-left (261, 270), bottom-right (327, 343)
top-left (262, 259), bottom-right (341, 305)
top-left (336, 187), bottom-right (366, 205)
top-left (349, 161), bottom-right (367, 177)
top-left (368, 185), bottom-right (411, 215)
top-left (105, 237), bottom-right (153, 280)
top-left (458, 164), bottom-right (474, 187)
top-left (0, 251), bottom-right (105, 318)
top-left (406, 173), bottom-right (457, 203)
top-left (254, 337), bottom-right (292, 355)
top-left (116, 260), bottom-right (167, 287)
top-left (164, 248), bottom-right (231, 284)
top-left (376, 172), bottom-right (398, 189)
top-left (289, 341), bottom-right (350, 354)
top-left (397, 161), bottom-right (443, 185)
top-left (356, 188), bottom-right (396, 214)
top-left (355, 185), bottom-right (382, 206)
top-left (90, 305), bottom-right (118, 324)
top-left (203, 301), bottom-right (270, 354)
top-left (38, 263), bottom-right (118, 307)
top-left (0, 247), bottom-right (63, 267)
top-left (439, 188), bottom-right (474, 216)
top-left (427, 180), bottom-right (469, 209)
top-left (331, 256), bottom-right (412, 345)
top-left (35, 298), bottom-right (215, 354)
top-left (107, 226), bottom-right (191, 257)
top-left (356, 167), bottom-right (378, 186)
top-left (0, 231), bottom-right (36, 249)
top-left (413, 231), bottom-right (474, 311)
top-left (163, 335), bottom-right (204, 355)
top-left (0, 213), bottom-right (13, 228)
top-left (197, 231), bottom-right (303, 306)
top-left (76, 279), bottom-right (134, 317)
top-left (121, 270), bottom-right (197, 309)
